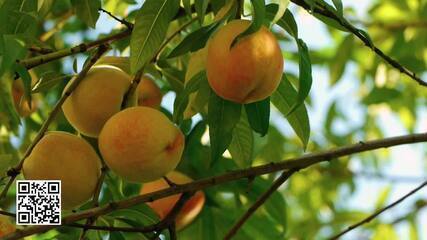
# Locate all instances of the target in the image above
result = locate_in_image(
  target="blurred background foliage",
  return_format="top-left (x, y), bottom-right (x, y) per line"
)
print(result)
top-left (0, 0), bottom-right (426, 239)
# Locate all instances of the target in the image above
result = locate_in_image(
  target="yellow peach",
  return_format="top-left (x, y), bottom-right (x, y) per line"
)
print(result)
top-left (206, 20), bottom-right (283, 103)
top-left (0, 214), bottom-right (15, 237)
top-left (98, 107), bottom-right (184, 182)
top-left (140, 171), bottom-right (205, 230)
top-left (137, 76), bottom-right (162, 108)
top-left (62, 65), bottom-right (132, 137)
top-left (22, 131), bottom-right (102, 209)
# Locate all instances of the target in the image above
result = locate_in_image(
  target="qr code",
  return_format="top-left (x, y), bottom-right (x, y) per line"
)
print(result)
top-left (16, 180), bottom-right (61, 225)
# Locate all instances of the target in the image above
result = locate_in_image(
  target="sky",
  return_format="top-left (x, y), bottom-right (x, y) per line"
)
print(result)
top-left (63, 0), bottom-right (427, 239)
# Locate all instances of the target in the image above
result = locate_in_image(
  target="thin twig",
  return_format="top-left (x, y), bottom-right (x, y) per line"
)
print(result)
top-left (79, 164), bottom-right (109, 240)
top-left (290, 0), bottom-right (427, 86)
top-left (99, 8), bottom-right (133, 29)
top-left (223, 169), bottom-right (296, 240)
top-left (329, 179), bottom-right (427, 240)
top-left (4, 133), bottom-right (427, 240)
top-left (0, 45), bottom-right (109, 201)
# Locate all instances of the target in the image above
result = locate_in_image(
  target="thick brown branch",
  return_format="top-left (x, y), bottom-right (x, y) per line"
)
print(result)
top-left (329, 179), bottom-right (427, 239)
top-left (4, 133), bottom-right (427, 240)
top-left (224, 169), bottom-right (296, 240)
top-left (290, 0), bottom-right (427, 86)
top-left (0, 45), bottom-right (109, 201)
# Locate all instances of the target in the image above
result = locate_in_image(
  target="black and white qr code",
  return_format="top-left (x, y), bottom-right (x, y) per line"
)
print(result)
top-left (16, 180), bottom-right (61, 225)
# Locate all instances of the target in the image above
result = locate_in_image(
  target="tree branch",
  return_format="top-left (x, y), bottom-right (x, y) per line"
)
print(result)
top-left (4, 132), bottom-right (427, 240)
top-left (290, 0), bottom-right (427, 87)
top-left (0, 45), bottom-right (109, 201)
top-left (224, 169), bottom-right (296, 240)
top-left (99, 8), bottom-right (133, 30)
top-left (18, 30), bottom-right (130, 70)
top-left (329, 179), bottom-right (427, 240)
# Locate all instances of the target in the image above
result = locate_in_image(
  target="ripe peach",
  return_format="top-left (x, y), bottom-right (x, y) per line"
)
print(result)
top-left (98, 107), bottom-right (184, 182)
top-left (137, 76), bottom-right (162, 108)
top-left (23, 131), bottom-right (102, 209)
top-left (206, 20), bottom-right (284, 103)
top-left (0, 214), bottom-right (15, 237)
top-left (62, 65), bottom-right (132, 137)
top-left (140, 171), bottom-right (205, 230)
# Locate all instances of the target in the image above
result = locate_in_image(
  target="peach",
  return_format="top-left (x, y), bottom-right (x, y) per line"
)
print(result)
top-left (140, 171), bottom-right (205, 230)
top-left (62, 65), bottom-right (132, 137)
top-left (22, 131), bottom-right (102, 209)
top-left (206, 20), bottom-right (284, 103)
top-left (0, 214), bottom-right (15, 237)
top-left (98, 107), bottom-right (184, 182)
top-left (137, 76), bottom-right (162, 108)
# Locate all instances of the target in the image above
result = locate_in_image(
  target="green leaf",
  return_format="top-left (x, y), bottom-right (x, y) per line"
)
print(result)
top-left (374, 186), bottom-right (391, 210)
top-left (266, 4), bottom-right (298, 38)
top-left (228, 110), bottom-right (254, 168)
top-left (271, 75), bottom-right (310, 149)
top-left (330, 34), bottom-right (353, 85)
top-left (208, 91), bottom-right (242, 165)
top-left (130, 0), bottom-right (180, 73)
top-left (195, 0), bottom-right (209, 24)
top-left (313, 13), bottom-right (347, 32)
top-left (332, 0), bottom-right (343, 16)
top-left (72, 58), bottom-right (78, 73)
top-left (0, 0), bottom-right (38, 36)
top-left (160, 67), bottom-right (185, 93)
top-left (245, 97), bottom-right (270, 136)
top-left (14, 64), bottom-right (32, 108)
top-left (258, 125), bottom-right (286, 162)
top-left (0, 35), bottom-right (26, 77)
top-left (0, 73), bottom-right (20, 132)
top-left (32, 73), bottom-right (72, 93)
top-left (71, 0), bottom-right (101, 28)
top-left (233, 0), bottom-right (265, 44)
top-left (173, 71), bottom-right (206, 124)
top-left (288, 39), bottom-right (312, 115)
top-left (362, 87), bottom-right (402, 105)
top-left (167, 22), bottom-right (219, 59)
top-left (270, 0), bottom-right (290, 26)
top-left (182, 0), bottom-right (192, 15)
